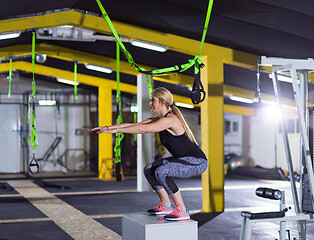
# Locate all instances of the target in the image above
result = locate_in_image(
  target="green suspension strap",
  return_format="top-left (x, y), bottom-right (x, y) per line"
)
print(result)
top-left (96, 0), bottom-right (152, 96)
top-left (198, 0), bottom-right (213, 57)
top-left (191, 0), bottom-right (214, 104)
top-left (31, 32), bottom-right (36, 98)
top-left (28, 32), bottom-right (39, 174)
top-left (28, 96), bottom-right (39, 174)
top-left (114, 41), bottom-right (124, 181)
top-left (74, 62), bottom-right (77, 101)
top-left (8, 59), bottom-right (12, 98)
top-left (95, 0), bottom-right (214, 102)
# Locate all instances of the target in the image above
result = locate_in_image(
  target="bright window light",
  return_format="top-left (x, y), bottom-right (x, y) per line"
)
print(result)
top-left (174, 102), bottom-right (194, 109)
top-left (0, 31), bottom-right (21, 40)
top-left (57, 78), bottom-right (80, 86)
top-left (229, 96), bottom-right (254, 104)
top-left (262, 106), bottom-right (282, 122)
top-left (38, 100), bottom-right (56, 106)
top-left (85, 63), bottom-right (113, 73)
top-left (130, 105), bottom-right (138, 112)
top-left (130, 39), bottom-right (168, 52)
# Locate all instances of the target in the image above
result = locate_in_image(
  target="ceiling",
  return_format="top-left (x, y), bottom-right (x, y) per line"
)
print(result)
top-left (1, 0), bottom-right (314, 104)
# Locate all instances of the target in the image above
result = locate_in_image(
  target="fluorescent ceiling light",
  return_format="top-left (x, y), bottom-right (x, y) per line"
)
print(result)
top-left (0, 31), bottom-right (21, 40)
top-left (85, 63), bottom-right (113, 73)
top-left (174, 102), bottom-right (194, 109)
top-left (38, 100), bottom-right (56, 106)
top-left (57, 78), bottom-right (79, 86)
top-left (229, 96), bottom-right (254, 104)
top-left (130, 39), bottom-right (168, 52)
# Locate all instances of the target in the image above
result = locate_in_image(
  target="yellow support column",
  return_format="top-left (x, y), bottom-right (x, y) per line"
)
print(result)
top-left (201, 56), bottom-right (224, 212)
top-left (98, 84), bottom-right (113, 180)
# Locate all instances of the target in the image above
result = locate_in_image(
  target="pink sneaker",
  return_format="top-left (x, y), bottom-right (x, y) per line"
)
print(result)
top-left (147, 201), bottom-right (175, 215)
top-left (164, 205), bottom-right (190, 220)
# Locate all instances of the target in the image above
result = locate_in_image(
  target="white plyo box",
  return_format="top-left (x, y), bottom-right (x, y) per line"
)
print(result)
top-left (122, 213), bottom-right (198, 240)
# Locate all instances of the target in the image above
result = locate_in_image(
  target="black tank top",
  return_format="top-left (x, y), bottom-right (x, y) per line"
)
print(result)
top-left (159, 130), bottom-right (207, 159)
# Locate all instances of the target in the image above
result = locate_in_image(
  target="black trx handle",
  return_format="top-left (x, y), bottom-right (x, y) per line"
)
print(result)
top-left (115, 162), bottom-right (122, 182)
top-left (29, 156), bottom-right (39, 174)
top-left (190, 57), bottom-right (206, 104)
top-left (191, 71), bottom-right (206, 104)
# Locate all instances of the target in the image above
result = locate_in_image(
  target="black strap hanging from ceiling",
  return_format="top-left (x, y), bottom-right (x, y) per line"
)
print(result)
top-left (191, 59), bottom-right (206, 104)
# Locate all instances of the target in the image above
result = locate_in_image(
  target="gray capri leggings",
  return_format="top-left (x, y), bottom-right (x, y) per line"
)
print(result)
top-left (144, 156), bottom-right (208, 195)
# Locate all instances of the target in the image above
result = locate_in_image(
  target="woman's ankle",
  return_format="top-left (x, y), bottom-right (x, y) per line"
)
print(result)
top-left (162, 201), bottom-right (172, 207)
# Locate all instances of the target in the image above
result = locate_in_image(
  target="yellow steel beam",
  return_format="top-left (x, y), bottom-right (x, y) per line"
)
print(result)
top-left (0, 58), bottom-right (294, 113)
top-left (224, 85), bottom-right (256, 99)
top-left (0, 10), bottom-right (78, 33)
top-left (0, 44), bottom-right (266, 102)
top-left (0, 43), bottom-right (194, 86)
top-left (0, 44), bottom-right (281, 104)
top-left (172, 94), bottom-right (200, 107)
top-left (0, 9), bottom-right (258, 69)
top-left (0, 61), bottom-right (296, 118)
top-left (0, 61), bottom-right (136, 93)
top-left (0, 61), bottom-right (257, 117)
top-left (201, 56), bottom-right (224, 212)
top-left (224, 105), bottom-right (255, 117)
top-left (0, 61), bottom-right (258, 120)
top-left (98, 85), bottom-right (113, 180)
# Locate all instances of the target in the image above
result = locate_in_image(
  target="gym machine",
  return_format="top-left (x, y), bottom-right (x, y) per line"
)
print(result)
top-left (240, 57), bottom-right (314, 240)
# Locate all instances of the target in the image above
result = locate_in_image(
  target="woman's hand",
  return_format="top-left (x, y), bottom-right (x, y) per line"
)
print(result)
top-left (89, 126), bottom-right (111, 133)
top-left (89, 126), bottom-right (105, 133)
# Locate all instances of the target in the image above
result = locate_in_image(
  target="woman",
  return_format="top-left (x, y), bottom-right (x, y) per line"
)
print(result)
top-left (90, 87), bottom-right (208, 220)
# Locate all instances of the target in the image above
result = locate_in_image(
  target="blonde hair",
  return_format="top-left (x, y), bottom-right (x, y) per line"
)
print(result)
top-left (151, 87), bottom-right (198, 144)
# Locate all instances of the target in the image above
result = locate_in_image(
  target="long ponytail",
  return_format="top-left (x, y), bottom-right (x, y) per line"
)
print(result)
top-left (151, 87), bottom-right (198, 144)
top-left (171, 105), bottom-right (198, 144)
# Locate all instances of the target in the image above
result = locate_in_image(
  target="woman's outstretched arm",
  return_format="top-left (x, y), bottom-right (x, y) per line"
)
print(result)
top-left (89, 117), bottom-right (157, 133)
top-left (94, 116), bottom-right (174, 134)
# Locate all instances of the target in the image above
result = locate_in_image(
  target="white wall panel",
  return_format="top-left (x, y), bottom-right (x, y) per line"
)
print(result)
top-left (0, 105), bottom-right (21, 173)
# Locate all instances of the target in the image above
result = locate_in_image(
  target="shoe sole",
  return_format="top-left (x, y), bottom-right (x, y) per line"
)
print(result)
top-left (164, 216), bottom-right (190, 221)
top-left (148, 211), bottom-right (173, 215)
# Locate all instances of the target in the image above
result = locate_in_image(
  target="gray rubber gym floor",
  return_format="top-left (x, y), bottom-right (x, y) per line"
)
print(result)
top-left (0, 173), bottom-right (313, 240)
